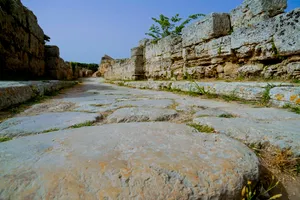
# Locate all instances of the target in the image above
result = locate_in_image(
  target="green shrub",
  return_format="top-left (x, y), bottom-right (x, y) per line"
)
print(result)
top-left (146, 13), bottom-right (205, 42)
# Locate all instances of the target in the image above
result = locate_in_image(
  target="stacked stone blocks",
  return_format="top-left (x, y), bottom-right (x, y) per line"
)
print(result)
top-left (103, 0), bottom-right (300, 81)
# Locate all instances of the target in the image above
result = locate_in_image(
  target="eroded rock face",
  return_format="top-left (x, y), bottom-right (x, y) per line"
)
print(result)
top-left (0, 122), bottom-right (259, 199)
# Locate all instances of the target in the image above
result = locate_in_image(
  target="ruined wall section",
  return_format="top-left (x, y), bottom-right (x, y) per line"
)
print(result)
top-left (103, 0), bottom-right (299, 81)
top-left (44, 45), bottom-right (73, 80)
top-left (104, 46), bottom-right (145, 80)
top-left (144, 36), bottom-right (183, 79)
top-left (0, 0), bottom-right (45, 80)
top-left (0, 0), bottom-right (76, 80)
top-left (143, 0), bottom-right (300, 80)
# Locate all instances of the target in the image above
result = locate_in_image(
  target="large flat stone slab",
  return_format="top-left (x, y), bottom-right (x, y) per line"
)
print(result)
top-left (0, 122), bottom-right (259, 199)
top-left (193, 117), bottom-right (300, 156)
top-left (0, 112), bottom-right (101, 137)
top-left (107, 107), bottom-right (178, 123)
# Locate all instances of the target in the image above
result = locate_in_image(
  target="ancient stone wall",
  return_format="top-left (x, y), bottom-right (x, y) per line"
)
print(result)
top-left (0, 0), bottom-right (45, 80)
top-left (0, 0), bottom-right (75, 80)
top-left (44, 45), bottom-right (73, 80)
top-left (102, 0), bottom-right (300, 81)
top-left (103, 46), bottom-right (144, 80)
top-left (98, 55), bottom-right (114, 77)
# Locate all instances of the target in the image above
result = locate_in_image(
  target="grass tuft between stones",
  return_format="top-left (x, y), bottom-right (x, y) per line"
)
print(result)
top-left (187, 123), bottom-right (215, 133)
top-left (0, 136), bottom-right (12, 143)
top-left (283, 104), bottom-right (300, 114)
top-left (42, 128), bottom-right (60, 134)
top-left (218, 113), bottom-right (235, 118)
top-left (69, 121), bottom-right (94, 129)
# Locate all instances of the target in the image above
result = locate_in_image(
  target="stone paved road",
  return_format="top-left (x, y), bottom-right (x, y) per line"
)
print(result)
top-left (0, 78), bottom-right (299, 199)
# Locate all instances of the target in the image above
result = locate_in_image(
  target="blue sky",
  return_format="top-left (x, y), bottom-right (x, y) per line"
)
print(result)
top-left (21, 0), bottom-right (299, 63)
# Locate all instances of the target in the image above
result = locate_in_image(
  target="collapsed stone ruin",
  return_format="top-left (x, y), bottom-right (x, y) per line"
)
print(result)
top-left (101, 0), bottom-right (300, 81)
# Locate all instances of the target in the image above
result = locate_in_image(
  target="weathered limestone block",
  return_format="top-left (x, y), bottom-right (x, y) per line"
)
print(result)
top-left (231, 19), bottom-right (274, 50)
top-left (143, 36), bottom-right (182, 79)
top-left (98, 54), bottom-right (114, 76)
top-left (170, 81), bottom-right (268, 100)
top-left (273, 9), bottom-right (300, 56)
top-left (45, 45), bottom-right (60, 57)
top-left (182, 13), bottom-right (231, 47)
top-left (0, 0), bottom-right (27, 25)
top-left (230, 0), bottom-right (287, 29)
top-left (104, 58), bottom-right (137, 80)
top-left (217, 65), bottom-right (224, 73)
top-left (0, 0), bottom-right (46, 80)
top-left (251, 43), bottom-right (274, 61)
top-left (262, 64), bottom-right (290, 79)
top-left (0, 80), bottom-right (77, 110)
top-left (0, 83), bottom-right (33, 110)
top-left (44, 46), bottom-right (73, 80)
top-left (145, 35), bottom-right (181, 59)
top-left (26, 9), bottom-right (44, 42)
top-left (194, 35), bottom-right (232, 60)
top-left (270, 87), bottom-right (300, 106)
top-left (145, 59), bottom-right (173, 79)
top-left (286, 62), bottom-right (300, 79)
top-left (45, 57), bottom-right (60, 70)
top-left (29, 57), bottom-right (45, 77)
top-left (224, 62), bottom-right (239, 78)
top-left (138, 38), bottom-right (151, 47)
top-left (205, 65), bottom-right (218, 78)
top-left (238, 64), bottom-right (264, 77)
top-left (232, 9), bottom-right (300, 61)
top-left (131, 46), bottom-right (143, 57)
top-left (185, 66), bottom-right (206, 79)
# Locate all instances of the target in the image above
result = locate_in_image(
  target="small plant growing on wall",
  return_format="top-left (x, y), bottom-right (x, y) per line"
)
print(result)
top-left (44, 34), bottom-right (51, 44)
top-left (146, 13), bottom-right (205, 43)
